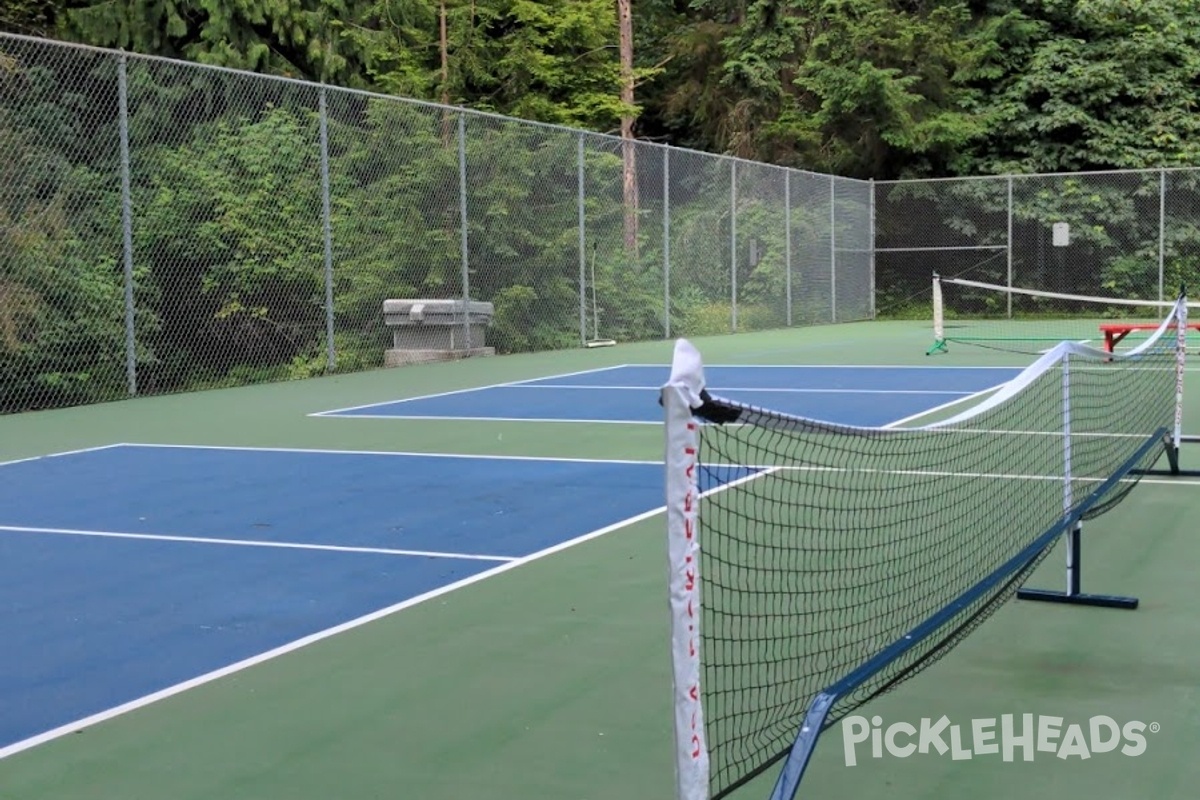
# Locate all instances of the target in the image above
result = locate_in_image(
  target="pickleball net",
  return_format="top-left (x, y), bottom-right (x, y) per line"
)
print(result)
top-left (662, 291), bottom-right (1187, 800)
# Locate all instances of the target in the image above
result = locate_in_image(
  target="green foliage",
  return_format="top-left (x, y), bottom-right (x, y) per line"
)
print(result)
top-left (63, 0), bottom-right (365, 83)
top-left (132, 103), bottom-right (326, 391)
top-left (0, 0), bottom-right (57, 36)
top-left (962, 0), bottom-right (1200, 173)
top-left (0, 54), bottom-right (129, 412)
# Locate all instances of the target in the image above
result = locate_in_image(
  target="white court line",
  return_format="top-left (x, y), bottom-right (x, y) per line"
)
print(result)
top-left (626, 361), bottom-right (1200, 373)
top-left (882, 384), bottom-right (1008, 428)
top-left (308, 364), bottom-right (633, 417)
top-left (0, 474), bottom-right (737, 761)
top-left (622, 362), bottom-right (1026, 370)
top-left (303, 413), bottom-right (662, 425)
top-left (120, 442), bottom-right (665, 465)
top-left (0, 443), bottom-right (127, 470)
top-left (0, 526), bottom-right (515, 562)
top-left (512, 384), bottom-right (974, 395)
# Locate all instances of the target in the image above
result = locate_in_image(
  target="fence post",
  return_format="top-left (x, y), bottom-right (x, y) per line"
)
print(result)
top-left (578, 133), bottom-right (587, 346)
top-left (869, 178), bottom-right (876, 319)
top-left (663, 146), bottom-right (671, 339)
top-left (1006, 175), bottom-right (1014, 318)
top-left (785, 170), bottom-right (793, 327)
top-left (730, 160), bottom-right (738, 333)
top-left (458, 112), bottom-right (471, 349)
top-left (117, 52), bottom-right (137, 396)
top-left (319, 86), bottom-right (335, 370)
top-left (1159, 168), bottom-right (1167, 302)
top-left (829, 175), bottom-right (837, 323)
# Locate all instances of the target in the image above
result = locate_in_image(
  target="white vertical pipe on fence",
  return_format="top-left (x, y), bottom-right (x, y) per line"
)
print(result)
top-left (785, 170), bottom-right (793, 327)
top-left (869, 178), bottom-right (876, 319)
top-left (731, 160), bottom-right (738, 333)
top-left (829, 175), bottom-right (837, 323)
top-left (117, 52), bottom-right (137, 396)
top-left (318, 87), bottom-right (335, 370)
top-left (457, 113), bottom-right (471, 350)
top-left (663, 147), bottom-right (671, 339)
top-left (1159, 168), bottom-right (1167, 302)
top-left (578, 133), bottom-right (587, 345)
top-left (1006, 175), bottom-right (1014, 318)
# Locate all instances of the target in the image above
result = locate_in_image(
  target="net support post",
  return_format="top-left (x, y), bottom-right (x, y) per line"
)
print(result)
top-left (663, 339), bottom-right (710, 800)
top-left (1019, 352), bottom-right (1139, 610)
top-left (1016, 523), bottom-right (1139, 609)
top-left (926, 273), bottom-right (948, 355)
top-left (1132, 298), bottom-right (1200, 476)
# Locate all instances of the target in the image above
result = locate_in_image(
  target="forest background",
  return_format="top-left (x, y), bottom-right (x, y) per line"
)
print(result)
top-left (3, 0), bottom-right (1199, 411)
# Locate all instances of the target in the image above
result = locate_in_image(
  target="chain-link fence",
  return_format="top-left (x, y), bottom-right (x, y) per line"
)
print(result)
top-left (875, 170), bottom-right (1200, 317)
top-left (0, 33), bottom-right (872, 413)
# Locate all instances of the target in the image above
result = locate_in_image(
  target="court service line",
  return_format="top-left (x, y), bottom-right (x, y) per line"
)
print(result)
top-left (510, 384), bottom-right (977, 395)
top-left (309, 364), bottom-right (633, 417)
top-left (882, 384), bottom-right (1008, 428)
top-left (302, 413), bottom-right (663, 424)
top-left (623, 362), bottom-right (1026, 370)
top-left (131, 442), bottom-right (1200, 483)
top-left (120, 442), bottom-right (666, 464)
top-left (0, 481), bottom-right (722, 761)
top-left (0, 443), bottom-right (127, 470)
top-left (0, 525), bottom-right (515, 562)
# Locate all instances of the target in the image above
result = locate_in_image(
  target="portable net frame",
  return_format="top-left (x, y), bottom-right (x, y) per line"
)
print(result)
top-left (661, 292), bottom-right (1188, 800)
top-left (927, 273), bottom-right (1200, 355)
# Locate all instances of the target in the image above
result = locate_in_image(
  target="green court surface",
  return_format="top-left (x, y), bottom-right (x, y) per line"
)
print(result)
top-left (1, 318), bottom-right (1198, 800)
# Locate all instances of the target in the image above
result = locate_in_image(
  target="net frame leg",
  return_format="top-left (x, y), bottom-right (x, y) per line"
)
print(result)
top-left (1016, 523), bottom-right (1139, 609)
top-left (1135, 435), bottom-right (1200, 477)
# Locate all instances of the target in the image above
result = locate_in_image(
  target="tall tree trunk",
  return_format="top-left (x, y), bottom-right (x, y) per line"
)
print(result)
top-left (440, 0), bottom-right (453, 145)
top-left (617, 0), bottom-right (639, 259)
top-left (440, 0), bottom-right (451, 106)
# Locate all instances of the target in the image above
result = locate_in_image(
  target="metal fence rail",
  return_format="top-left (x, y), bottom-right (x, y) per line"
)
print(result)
top-left (0, 32), bottom-right (872, 413)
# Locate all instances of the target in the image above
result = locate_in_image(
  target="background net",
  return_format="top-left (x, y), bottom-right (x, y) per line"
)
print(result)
top-left (932, 276), bottom-right (1197, 355)
top-left (684, 302), bottom-right (1183, 798)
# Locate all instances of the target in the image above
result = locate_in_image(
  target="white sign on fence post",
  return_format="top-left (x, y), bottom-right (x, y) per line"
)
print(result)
top-left (1052, 222), bottom-right (1071, 247)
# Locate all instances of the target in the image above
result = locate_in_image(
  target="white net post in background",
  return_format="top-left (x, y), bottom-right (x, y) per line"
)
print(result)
top-left (927, 273), bottom-right (947, 354)
top-left (927, 274), bottom-right (1200, 355)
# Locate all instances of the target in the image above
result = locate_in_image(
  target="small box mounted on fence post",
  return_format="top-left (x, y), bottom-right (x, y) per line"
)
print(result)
top-left (382, 299), bottom-right (495, 366)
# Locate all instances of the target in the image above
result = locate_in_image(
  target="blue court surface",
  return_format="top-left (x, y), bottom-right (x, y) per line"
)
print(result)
top-left (0, 444), bottom-right (752, 753)
top-left (314, 364), bottom-right (1023, 425)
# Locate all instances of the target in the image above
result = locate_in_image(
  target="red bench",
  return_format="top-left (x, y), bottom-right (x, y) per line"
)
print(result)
top-left (1100, 322), bottom-right (1200, 352)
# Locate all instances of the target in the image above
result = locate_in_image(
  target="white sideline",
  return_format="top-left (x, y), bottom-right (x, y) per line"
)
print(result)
top-left (0, 443), bottom-right (126, 469)
top-left (308, 364), bottom-right (632, 417)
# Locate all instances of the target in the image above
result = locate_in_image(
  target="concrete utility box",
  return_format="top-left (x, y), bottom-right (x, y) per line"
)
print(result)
top-left (383, 298), bottom-right (495, 366)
